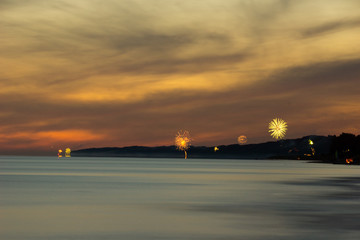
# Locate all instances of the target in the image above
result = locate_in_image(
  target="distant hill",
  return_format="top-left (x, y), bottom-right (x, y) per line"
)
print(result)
top-left (72, 135), bottom-right (342, 161)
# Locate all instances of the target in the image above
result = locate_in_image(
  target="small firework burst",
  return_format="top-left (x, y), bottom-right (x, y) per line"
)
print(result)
top-left (237, 135), bottom-right (248, 145)
top-left (65, 148), bottom-right (71, 154)
top-left (58, 149), bottom-right (63, 158)
top-left (268, 118), bottom-right (288, 140)
top-left (175, 130), bottom-right (191, 159)
top-left (65, 148), bottom-right (71, 157)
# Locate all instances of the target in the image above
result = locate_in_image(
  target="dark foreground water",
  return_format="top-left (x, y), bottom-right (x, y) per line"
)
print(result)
top-left (0, 156), bottom-right (359, 240)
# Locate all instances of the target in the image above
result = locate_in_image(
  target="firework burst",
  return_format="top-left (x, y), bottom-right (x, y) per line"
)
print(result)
top-left (65, 148), bottom-right (71, 157)
top-left (237, 135), bottom-right (248, 145)
top-left (175, 130), bottom-right (191, 159)
top-left (269, 118), bottom-right (288, 140)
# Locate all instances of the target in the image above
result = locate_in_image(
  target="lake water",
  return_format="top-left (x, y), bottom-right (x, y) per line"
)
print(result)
top-left (0, 156), bottom-right (359, 240)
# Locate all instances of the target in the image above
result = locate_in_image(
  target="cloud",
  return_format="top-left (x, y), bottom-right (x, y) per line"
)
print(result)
top-left (1, 0), bottom-right (360, 153)
top-left (1, 0), bottom-right (245, 93)
top-left (256, 58), bottom-right (360, 94)
top-left (103, 52), bottom-right (249, 75)
top-left (1, 57), bottom-right (359, 150)
top-left (301, 18), bottom-right (360, 38)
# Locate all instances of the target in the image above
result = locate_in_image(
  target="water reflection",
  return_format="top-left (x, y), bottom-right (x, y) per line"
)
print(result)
top-left (0, 157), bottom-right (359, 240)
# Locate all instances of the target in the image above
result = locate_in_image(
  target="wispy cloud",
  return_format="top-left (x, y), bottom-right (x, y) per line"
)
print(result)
top-left (301, 18), bottom-right (360, 38)
top-left (1, 0), bottom-right (360, 153)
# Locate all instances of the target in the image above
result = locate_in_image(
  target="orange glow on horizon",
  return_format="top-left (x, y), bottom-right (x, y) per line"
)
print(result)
top-left (0, 130), bottom-right (105, 152)
top-left (36, 130), bottom-right (104, 141)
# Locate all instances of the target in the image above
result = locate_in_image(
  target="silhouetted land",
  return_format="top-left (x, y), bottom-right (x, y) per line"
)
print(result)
top-left (72, 133), bottom-right (360, 164)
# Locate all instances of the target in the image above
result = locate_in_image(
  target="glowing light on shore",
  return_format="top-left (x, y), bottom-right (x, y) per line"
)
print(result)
top-left (214, 146), bottom-right (219, 152)
top-left (175, 130), bottom-right (191, 159)
top-left (58, 149), bottom-right (63, 158)
top-left (308, 139), bottom-right (315, 155)
top-left (237, 135), bottom-right (248, 145)
top-left (346, 158), bottom-right (353, 164)
top-left (65, 148), bottom-right (71, 157)
top-left (269, 118), bottom-right (287, 140)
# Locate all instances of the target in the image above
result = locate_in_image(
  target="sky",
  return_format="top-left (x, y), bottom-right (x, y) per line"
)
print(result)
top-left (1, 0), bottom-right (360, 155)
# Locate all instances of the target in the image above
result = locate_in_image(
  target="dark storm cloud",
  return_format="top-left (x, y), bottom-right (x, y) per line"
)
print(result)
top-left (218, 58), bottom-right (360, 127)
top-left (176, 57), bottom-right (360, 112)
top-left (301, 18), bottom-right (360, 38)
top-left (256, 58), bottom-right (360, 95)
top-left (241, 58), bottom-right (360, 133)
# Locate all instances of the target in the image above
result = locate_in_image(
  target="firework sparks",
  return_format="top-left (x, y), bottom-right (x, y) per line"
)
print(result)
top-left (269, 118), bottom-right (288, 140)
top-left (58, 149), bottom-right (63, 158)
top-left (65, 148), bottom-right (71, 157)
top-left (175, 130), bottom-right (191, 159)
top-left (237, 135), bottom-right (248, 145)
top-left (346, 158), bottom-right (354, 164)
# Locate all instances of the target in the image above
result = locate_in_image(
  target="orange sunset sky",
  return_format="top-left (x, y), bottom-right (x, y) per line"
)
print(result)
top-left (1, 0), bottom-right (360, 155)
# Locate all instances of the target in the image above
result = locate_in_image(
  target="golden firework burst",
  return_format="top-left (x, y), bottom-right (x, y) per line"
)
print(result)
top-left (175, 130), bottom-right (191, 159)
top-left (237, 135), bottom-right (248, 145)
top-left (65, 148), bottom-right (71, 157)
top-left (57, 149), bottom-right (63, 158)
top-left (65, 148), bottom-right (71, 154)
top-left (268, 118), bottom-right (287, 140)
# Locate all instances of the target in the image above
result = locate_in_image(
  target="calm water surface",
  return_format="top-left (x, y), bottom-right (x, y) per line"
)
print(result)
top-left (0, 156), bottom-right (359, 240)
